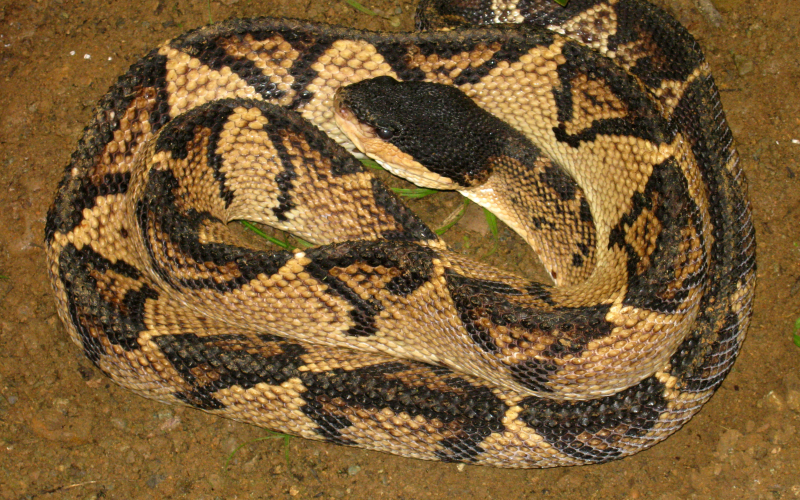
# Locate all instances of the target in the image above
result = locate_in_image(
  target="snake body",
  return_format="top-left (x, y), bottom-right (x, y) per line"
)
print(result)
top-left (45, 0), bottom-right (755, 467)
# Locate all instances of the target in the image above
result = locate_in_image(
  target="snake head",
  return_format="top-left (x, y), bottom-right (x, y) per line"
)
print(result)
top-left (334, 76), bottom-right (506, 189)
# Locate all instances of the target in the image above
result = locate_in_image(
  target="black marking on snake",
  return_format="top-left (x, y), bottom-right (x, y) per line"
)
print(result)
top-left (154, 101), bottom-right (238, 208)
top-left (608, 0), bottom-right (702, 89)
top-left (507, 303), bottom-right (613, 392)
top-left (45, 172), bottom-right (131, 243)
top-left (540, 163), bottom-right (579, 202)
top-left (173, 28), bottom-right (285, 103)
top-left (445, 270), bottom-right (613, 392)
top-left (552, 41), bottom-right (665, 146)
top-left (264, 125), bottom-right (301, 222)
top-left (523, 281), bottom-right (556, 306)
top-left (671, 72), bottom-right (754, 304)
top-left (423, 0), bottom-right (704, 95)
top-left (553, 116), bottom-right (666, 149)
top-left (154, 333), bottom-right (307, 410)
top-left (298, 361), bottom-right (506, 460)
top-left (518, 374), bottom-right (669, 463)
top-left (515, 0), bottom-right (609, 30)
top-left (45, 49), bottom-right (169, 239)
top-left (418, 0), bottom-right (587, 32)
top-left (281, 31), bottom-right (337, 109)
top-left (415, 0), bottom-right (496, 29)
top-left (369, 178), bottom-right (438, 243)
top-left (58, 243), bottom-right (157, 363)
top-left (374, 40), bottom-right (427, 82)
top-left (572, 239), bottom-right (594, 267)
top-left (669, 307), bottom-right (742, 394)
top-left (137, 168), bottom-right (293, 290)
top-left (303, 241), bottom-right (435, 337)
top-left (298, 361), bottom-right (405, 443)
top-left (445, 272), bottom-right (529, 355)
top-left (579, 198), bottom-right (593, 223)
top-left (453, 37), bottom-right (540, 86)
top-left (608, 157), bottom-right (706, 313)
top-left (233, 24), bottom-right (338, 108)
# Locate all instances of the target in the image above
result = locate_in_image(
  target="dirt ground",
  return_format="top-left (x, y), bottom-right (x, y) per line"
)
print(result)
top-left (1, 0), bottom-right (799, 498)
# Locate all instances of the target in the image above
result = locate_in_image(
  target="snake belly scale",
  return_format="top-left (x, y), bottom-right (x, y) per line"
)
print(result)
top-left (45, 0), bottom-right (755, 467)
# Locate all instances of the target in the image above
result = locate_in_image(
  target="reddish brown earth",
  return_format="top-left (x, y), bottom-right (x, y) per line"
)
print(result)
top-left (1, 0), bottom-right (799, 499)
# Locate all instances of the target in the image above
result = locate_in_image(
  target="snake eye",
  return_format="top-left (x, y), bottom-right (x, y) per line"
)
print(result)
top-left (376, 127), bottom-right (394, 140)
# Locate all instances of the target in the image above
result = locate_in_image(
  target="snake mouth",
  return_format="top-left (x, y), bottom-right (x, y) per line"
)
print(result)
top-left (333, 86), bottom-right (458, 190)
top-left (333, 91), bottom-right (375, 155)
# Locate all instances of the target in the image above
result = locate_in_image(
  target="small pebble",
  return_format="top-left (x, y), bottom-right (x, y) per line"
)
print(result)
top-left (347, 464), bottom-right (361, 476)
top-left (207, 473), bottom-right (223, 489)
top-left (694, 0), bottom-right (723, 27)
top-left (733, 54), bottom-right (753, 76)
top-left (154, 408), bottom-right (173, 420)
top-left (761, 390), bottom-right (784, 411)
top-left (786, 389), bottom-right (800, 411)
top-left (145, 473), bottom-right (166, 489)
top-left (110, 417), bottom-right (128, 430)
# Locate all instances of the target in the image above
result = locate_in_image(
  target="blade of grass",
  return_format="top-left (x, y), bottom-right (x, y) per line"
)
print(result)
top-left (794, 317), bottom-right (800, 348)
top-left (481, 208), bottom-right (500, 258)
top-left (223, 431), bottom-right (293, 470)
top-left (0, 274), bottom-right (9, 280)
top-left (293, 236), bottom-right (314, 249)
top-left (342, 0), bottom-right (383, 17)
top-left (239, 221), bottom-right (292, 249)
top-left (359, 158), bottom-right (384, 170)
top-left (391, 187), bottom-right (440, 199)
top-left (240, 221), bottom-right (314, 249)
top-left (553, 0), bottom-right (569, 6)
top-left (435, 198), bottom-right (470, 235)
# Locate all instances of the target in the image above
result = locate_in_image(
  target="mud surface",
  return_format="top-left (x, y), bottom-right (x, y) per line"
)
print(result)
top-left (1, 0), bottom-right (799, 498)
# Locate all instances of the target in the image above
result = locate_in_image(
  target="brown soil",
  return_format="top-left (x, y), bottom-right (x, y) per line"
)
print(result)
top-left (1, 0), bottom-right (799, 498)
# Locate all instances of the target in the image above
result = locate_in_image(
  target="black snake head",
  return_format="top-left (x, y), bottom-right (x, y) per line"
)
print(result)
top-left (335, 76), bottom-right (513, 188)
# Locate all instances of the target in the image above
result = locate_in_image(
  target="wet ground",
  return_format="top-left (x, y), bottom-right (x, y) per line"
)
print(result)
top-left (1, 0), bottom-right (799, 498)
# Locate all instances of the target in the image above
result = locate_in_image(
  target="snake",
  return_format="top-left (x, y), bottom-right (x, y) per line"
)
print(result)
top-left (44, 0), bottom-right (755, 468)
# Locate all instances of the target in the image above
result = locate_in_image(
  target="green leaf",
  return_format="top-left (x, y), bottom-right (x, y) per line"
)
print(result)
top-left (553, 0), bottom-right (569, 5)
top-left (0, 274), bottom-right (8, 280)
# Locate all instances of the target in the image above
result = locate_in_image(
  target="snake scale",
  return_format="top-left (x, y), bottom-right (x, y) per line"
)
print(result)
top-left (45, 0), bottom-right (755, 467)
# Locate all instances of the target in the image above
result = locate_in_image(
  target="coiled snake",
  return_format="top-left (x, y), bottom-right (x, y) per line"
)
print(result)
top-left (45, 0), bottom-right (755, 467)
